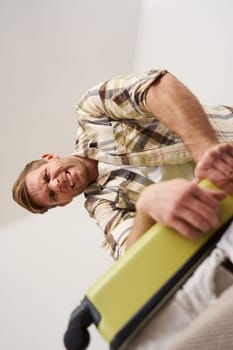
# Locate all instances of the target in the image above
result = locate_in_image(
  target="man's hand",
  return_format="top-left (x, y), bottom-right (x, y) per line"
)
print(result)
top-left (135, 179), bottom-right (226, 239)
top-left (194, 143), bottom-right (233, 195)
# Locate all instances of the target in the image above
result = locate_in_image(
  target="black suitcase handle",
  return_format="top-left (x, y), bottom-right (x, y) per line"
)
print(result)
top-left (64, 301), bottom-right (93, 350)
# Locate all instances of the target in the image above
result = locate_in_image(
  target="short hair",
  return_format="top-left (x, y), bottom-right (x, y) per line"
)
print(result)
top-left (12, 159), bottom-right (48, 214)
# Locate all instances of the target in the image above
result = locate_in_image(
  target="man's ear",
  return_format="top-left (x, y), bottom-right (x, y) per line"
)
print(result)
top-left (41, 153), bottom-right (60, 161)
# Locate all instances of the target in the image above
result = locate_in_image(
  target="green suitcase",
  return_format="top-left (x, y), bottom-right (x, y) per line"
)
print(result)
top-left (64, 180), bottom-right (233, 350)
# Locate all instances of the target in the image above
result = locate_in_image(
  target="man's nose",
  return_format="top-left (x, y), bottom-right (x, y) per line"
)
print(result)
top-left (49, 178), bottom-right (61, 191)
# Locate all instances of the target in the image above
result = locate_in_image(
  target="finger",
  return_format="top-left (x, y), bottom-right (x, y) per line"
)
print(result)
top-left (217, 143), bottom-right (233, 158)
top-left (191, 178), bottom-right (228, 199)
top-left (184, 188), bottom-right (223, 229)
top-left (207, 143), bottom-right (233, 159)
top-left (208, 170), bottom-right (233, 188)
top-left (219, 150), bottom-right (233, 168)
top-left (207, 144), bottom-right (233, 175)
top-left (197, 178), bottom-right (233, 196)
top-left (170, 217), bottom-right (202, 239)
top-left (192, 186), bottom-right (223, 209)
top-left (202, 188), bottom-right (226, 200)
top-left (210, 155), bottom-right (233, 179)
top-left (195, 143), bottom-right (233, 182)
top-left (177, 205), bottom-right (215, 232)
top-left (195, 164), bottom-right (233, 187)
top-left (221, 182), bottom-right (233, 196)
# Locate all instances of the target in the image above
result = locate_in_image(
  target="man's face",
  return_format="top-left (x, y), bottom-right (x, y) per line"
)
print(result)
top-left (25, 156), bottom-right (92, 208)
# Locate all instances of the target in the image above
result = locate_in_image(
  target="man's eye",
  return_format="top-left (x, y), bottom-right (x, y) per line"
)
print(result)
top-left (43, 170), bottom-right (50, 183)
top-left (49, 190), bottom-right (56, 201)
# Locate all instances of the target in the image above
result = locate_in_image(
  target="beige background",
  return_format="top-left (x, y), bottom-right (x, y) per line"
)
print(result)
top-left (0, 0), bottom-right (232, 349)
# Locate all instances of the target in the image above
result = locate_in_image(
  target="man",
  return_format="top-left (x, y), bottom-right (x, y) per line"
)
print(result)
top-left (13, 68), bottom-right (233, 348)
top-left (13, 68), bottom-right (233, 258)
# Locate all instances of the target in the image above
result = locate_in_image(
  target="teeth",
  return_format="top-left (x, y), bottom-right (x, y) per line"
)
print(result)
top-left (66, 172), bottom-right (74, 188)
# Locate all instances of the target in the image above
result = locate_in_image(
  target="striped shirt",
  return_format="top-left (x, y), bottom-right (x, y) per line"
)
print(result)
top-left (73, 68), bottom-right (233, 259)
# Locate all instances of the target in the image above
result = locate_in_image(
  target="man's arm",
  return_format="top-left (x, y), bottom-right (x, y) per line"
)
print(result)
top-left (146, 72), bottom-right (218, 162)
top-left (125, 74), bottom-right (233, 252)
top-left (146, 73), bottom-right (233, 194)
top-left (125, 179), bottom-right (226, 252)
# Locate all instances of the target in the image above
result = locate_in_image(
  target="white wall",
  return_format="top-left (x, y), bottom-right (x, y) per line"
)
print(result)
top-left (0, 198), bottom-right (113, 350)
top-left (134, 0), bottom-right (233, 105)
top-left (0, 0), bottom-right (141, 225)
top-left (1, 1), bottom-right (233, 350)
top-left (0, 0), bottom-right (141, 349)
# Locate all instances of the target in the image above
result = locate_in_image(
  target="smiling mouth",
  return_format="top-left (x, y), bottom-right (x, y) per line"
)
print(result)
top-left (66, 171), bottom-right (74, 188)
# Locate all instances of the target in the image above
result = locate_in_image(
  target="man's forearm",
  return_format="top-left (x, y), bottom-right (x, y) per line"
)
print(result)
top-left (146, 72), bottom-right (219, 162)
top-left (125, 209), bottom-right (155, 251)
top-left (124, 179), bottom-right (225, 252)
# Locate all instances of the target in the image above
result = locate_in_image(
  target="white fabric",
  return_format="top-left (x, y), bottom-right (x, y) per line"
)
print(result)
top-left (98, 161), bottom-right (195, 182)
top-left (127, 223), bottom-right (233, 350)
top-left (217, 220), bottom-right (233, 263)
top-left (98, 162), bottom-right (163, 182)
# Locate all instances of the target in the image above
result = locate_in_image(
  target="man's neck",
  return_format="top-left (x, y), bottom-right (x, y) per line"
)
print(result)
top-left (78, 156), bottom-right (99, 182)
top-left (88, 158), bottom-right (99, 182)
